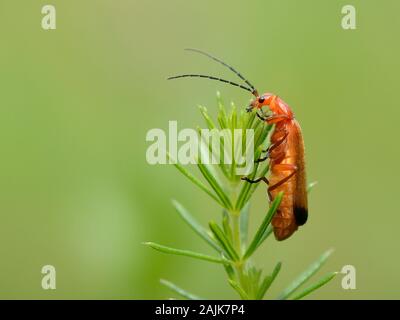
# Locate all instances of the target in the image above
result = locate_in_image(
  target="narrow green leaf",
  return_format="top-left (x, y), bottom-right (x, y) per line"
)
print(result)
top-left (307, 181), bottom-right (318, 193)
top-left (243, 192), bottom-right (283, 259)
top-left (223, 264), bottom-right (236, 281)
top-left (172, 200), bottom-right (221, 252)
top-left (228, 280), bottom-right (249, 300)
top-left (252, 125), bottom-right (263, 148)
top-left (249, 266), bottom-right (262, 286)
top-left (197, 161), bottom-right (233, 209)
top-left (196, 126), bottom-right (230, 179)
top-left (168, 153), bottom-right (224, 207)
top-left (222, 211), bottom-right (233, 243)
top-left (239, 109), bottom-right (246, 130)
top-left (245, 111), bottom-right (256, 130)
top-left (209, 221), bottom-right (240, 261)
top-left (217, 92), bottom-right (228, 129)
top-left (228, 104), bottom-right (237, 178)
top-left (235, 179), bottom-right (254, 211)
top-left (240, 111), bottom-right (247, 159)
top-left (217, 114), bottom-right (227, 130)
top-left (291, 272), bottom-right (338, 300)
top-left (236, 139), bottom-right (270, 207)
top-left (248, 266), bottom-right (262, 298)
top-left (160, 279), bottom-right (202, 300)
top-left (235, 147), bottom-right (263, 210)
top-left (230, 130), bottom-right (236, 179)
top-left (239, 203), bottom-right (250, 246)
top-left (251, 114), bottom-right (263, 131)
top-left (198, 105), bottom-right (216, 130)
top-left (243, 112), bottom-right (256, 161)
top-left (278, 248), bottom-right (335, 300)
top-left (144, 242), bottom-right (229, 264)
top-left (243, 163), bottom-right (270, 205)
top-left (259, 224), bottom-right (274, 245)
top-left (255, 123), bottom-right (272, 148)
top-left (257, 262), bottom-right (282, 300)
top-left (230, 103), bottom-right (237, 129)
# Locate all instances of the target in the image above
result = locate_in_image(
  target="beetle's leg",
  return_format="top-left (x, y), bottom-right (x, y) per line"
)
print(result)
top-left (255, 153), bottom-right (269, 163)
top-left (241, 176), bottom-right (269, 185)
top-left (242, 176), bottom-right (272, 201)
top-left (262, 130), bottom-right (288, 153)
top-left (256, 111), bottom-right (267, 121)
top-left (257, 130), bottom-right (289, 163)
top-left (268, 164), bottom-right (297, 192)
top-left (264, 114), bottom-right (290, 124)
top-left (256, 112), bottom-right (290, 124)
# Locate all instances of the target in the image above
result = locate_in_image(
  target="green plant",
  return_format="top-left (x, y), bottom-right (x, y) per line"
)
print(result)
top-left (144, 93), bottom-right (336, 300)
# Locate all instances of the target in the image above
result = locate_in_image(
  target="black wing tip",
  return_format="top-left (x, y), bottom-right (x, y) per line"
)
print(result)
top-left (294, 206), bottom-right (308, 226)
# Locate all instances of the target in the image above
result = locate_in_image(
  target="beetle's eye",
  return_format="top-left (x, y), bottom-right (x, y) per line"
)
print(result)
top-left (258, 97), bottom-right (265, 103)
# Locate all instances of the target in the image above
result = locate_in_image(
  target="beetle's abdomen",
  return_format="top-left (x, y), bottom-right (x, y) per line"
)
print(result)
top-left (270, 170), bottom-right (299, 241)
top-left (269, 120), bottom-right (308, 241)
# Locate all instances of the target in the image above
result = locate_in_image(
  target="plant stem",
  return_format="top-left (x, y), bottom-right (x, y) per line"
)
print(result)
top-left (229, 209), bottom-right (249, 296)
top-left (231, 211), bottom-right (241, 254)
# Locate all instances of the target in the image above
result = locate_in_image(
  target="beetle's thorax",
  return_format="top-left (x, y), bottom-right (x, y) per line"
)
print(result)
top-left (268, 94), bottom-right (294, 119)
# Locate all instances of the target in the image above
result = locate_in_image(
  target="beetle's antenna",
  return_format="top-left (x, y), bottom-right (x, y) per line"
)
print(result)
top-left (167, 74), bottom-right (253, 93)
top-left (185, 48), bottom-right (258, 96)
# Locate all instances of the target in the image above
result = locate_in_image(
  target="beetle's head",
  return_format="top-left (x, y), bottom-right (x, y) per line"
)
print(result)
top-left (246, 93), bottom-right (274, 112)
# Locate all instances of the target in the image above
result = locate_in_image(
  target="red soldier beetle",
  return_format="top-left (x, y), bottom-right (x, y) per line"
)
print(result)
top-left (168, 49), bottom-right (308, 241)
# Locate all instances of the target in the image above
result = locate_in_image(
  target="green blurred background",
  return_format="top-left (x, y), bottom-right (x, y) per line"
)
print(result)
top-left (0, 0), bottom-right (398, 299)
